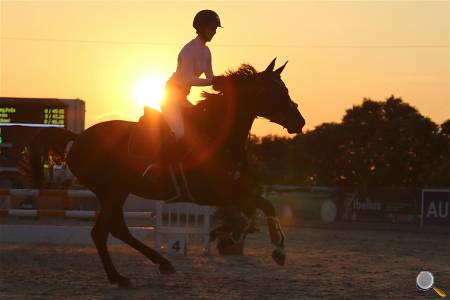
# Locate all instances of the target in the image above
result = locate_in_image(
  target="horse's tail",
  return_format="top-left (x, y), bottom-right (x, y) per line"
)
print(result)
top-left (28, 127), bottom-right (78, 188)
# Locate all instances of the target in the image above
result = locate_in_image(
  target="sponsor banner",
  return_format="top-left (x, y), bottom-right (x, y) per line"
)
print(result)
top-left (421, 189), bottom-right (450, 226)
top-left (342, 188), bottom-right (420, 223)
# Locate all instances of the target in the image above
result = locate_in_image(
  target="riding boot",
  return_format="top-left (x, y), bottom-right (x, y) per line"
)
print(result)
top-left (166, 137), bottom-right (195, 203)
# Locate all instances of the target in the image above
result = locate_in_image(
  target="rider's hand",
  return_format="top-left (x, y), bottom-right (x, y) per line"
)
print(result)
top-left (211, 75), bottom-right (227, 90)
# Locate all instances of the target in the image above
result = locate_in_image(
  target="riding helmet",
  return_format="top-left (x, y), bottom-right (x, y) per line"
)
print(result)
top-left (193, 10), bottom-right (222, 30)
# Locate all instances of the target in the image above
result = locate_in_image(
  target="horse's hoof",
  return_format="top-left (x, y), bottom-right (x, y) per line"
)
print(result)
top-left (272, 248), bottom-right (286, 266)
top-left (116, 276), bottom-right (133, 289)
top-left (159, 262), bottom-right (176, 274)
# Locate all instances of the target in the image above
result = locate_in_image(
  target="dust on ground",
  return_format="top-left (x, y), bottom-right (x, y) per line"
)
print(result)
top-left (1, 224), bottom-right (449, 300)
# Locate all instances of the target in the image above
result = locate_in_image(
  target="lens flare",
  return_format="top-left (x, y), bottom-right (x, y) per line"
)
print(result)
top-left (134, 74), bottom-right (166, 112)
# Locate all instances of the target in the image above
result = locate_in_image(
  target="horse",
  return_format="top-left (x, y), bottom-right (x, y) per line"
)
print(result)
top-left (27, 58), bottom-right (305, 287)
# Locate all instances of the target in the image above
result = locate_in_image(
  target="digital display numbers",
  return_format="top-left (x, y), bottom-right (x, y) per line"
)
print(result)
top-left (43, 108), bottom-right (65, 125)
top-left (0, 102), bottom-right (66, 128)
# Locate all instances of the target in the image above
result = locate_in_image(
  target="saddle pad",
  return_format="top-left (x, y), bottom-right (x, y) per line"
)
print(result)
top-left (128, 107), bottom-right (172, 160)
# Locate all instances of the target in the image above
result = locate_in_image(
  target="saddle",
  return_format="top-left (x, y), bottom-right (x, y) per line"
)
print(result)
top-left (128, 106), bottom-right (173, 163)
top-left (127, 106), bottom-right (197, 203)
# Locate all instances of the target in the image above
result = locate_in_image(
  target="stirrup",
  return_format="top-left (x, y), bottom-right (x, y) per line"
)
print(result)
top-left (142, 163), bottom-right (161, 181)
top-left (166, 163), bottom-right (195, 203)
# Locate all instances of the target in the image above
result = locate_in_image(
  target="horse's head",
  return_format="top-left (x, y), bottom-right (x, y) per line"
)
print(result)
top-left (254, 58), bottom-right (305, 134)
top-left (213, 58), bottom-right (305, 134)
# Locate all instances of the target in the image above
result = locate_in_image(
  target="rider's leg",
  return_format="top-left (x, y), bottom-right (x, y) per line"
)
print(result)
top-left (160, 100), bottom-right (194, 202)
top-left (143, 96), bottom-right (184, 181)
top-left (161, 98), bottom-right (185, 142)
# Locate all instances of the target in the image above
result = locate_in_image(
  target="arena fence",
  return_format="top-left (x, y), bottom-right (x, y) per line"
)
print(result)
top-left (0, 189), bottom-right (215, 252)
top-left (262, 185), bottom-right (449, 226)
top-left (154, 201), bottom-right (214, 254)
top-left (0, 209), bottom-right (152, 219)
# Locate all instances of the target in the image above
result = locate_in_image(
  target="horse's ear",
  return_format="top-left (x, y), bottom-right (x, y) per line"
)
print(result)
top-left (264, 57), bottom-right (277, 73)
top-left (274, 61), bottom-right (288, 75)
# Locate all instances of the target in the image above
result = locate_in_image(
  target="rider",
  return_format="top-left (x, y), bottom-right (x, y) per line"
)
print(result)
top-left (146, 10), bottom-right (224, 201)
top-left (162, 9), bottom-right (223, 140)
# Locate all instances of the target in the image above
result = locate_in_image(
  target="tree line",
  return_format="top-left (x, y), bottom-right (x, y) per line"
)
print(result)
top-left (246, 95), bottom-right (450, 188)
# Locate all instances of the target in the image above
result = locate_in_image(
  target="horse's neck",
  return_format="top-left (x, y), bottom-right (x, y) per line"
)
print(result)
top-left (228, 109), bottom-right (255, 157)
top-left (195, 95), bottom-right (255, 163)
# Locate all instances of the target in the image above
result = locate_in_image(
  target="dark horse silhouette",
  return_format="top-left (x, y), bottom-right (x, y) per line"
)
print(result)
top-left (27, 58), bottom-right (305, 287)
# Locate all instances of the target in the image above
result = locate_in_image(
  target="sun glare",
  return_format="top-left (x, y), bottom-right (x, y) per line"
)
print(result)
top-left (133, 74), bottom-right (167, 112)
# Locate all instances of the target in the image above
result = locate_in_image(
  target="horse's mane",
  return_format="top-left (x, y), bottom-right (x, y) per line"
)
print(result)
top-left (195, 63), bottom-right (258, 110)
top-left (220, 63), bottom-right (258, 84)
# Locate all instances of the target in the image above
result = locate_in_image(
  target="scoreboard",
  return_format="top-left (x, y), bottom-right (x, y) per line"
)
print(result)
top-left (0, 101), bottom-right (67, 128)
top-left (0, 97), bottom-right (85, 188)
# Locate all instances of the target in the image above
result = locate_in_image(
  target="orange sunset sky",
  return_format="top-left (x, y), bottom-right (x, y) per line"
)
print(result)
top-left (1, 1), bottom-right (448, 136)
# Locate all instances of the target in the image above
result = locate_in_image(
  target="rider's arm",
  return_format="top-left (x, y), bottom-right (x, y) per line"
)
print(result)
top-left (177, 51), bottom-right (213, 87)
top-left (204, 49), bottom-right (214, 82)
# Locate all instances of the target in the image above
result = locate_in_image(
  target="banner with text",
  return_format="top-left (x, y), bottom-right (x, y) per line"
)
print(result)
top-left (421, 189), bottom-right (450, 226)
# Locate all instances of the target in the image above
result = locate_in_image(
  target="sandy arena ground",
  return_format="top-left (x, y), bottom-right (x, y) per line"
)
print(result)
top-left (1, 224), bottom-right (449, 300)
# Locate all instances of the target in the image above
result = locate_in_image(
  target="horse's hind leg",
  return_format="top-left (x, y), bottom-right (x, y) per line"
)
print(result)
top-left (91, 190), bottom-right (132, 288)
top-left (109, 209), bottom-right (176, 275)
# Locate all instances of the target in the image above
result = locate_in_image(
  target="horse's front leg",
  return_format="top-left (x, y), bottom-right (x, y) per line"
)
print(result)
top-left (243, 192), bottom-right (286, 266)
top-left (266, 215), bottom-right (286, 266)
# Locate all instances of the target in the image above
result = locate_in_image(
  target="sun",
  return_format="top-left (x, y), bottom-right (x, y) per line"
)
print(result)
top-left (133, 74), bottom-right (167, 112)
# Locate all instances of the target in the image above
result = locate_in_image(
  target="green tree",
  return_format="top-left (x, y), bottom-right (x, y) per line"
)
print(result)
top-left (247, 96), bottom-right (449, 188)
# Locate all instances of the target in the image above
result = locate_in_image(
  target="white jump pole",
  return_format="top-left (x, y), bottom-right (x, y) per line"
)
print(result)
top-left (0, 209), bottom-right (152, 219)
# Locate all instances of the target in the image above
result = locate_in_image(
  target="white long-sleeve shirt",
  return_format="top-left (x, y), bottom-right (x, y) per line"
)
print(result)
top-left (170, 36), bottom-right (214, 89)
